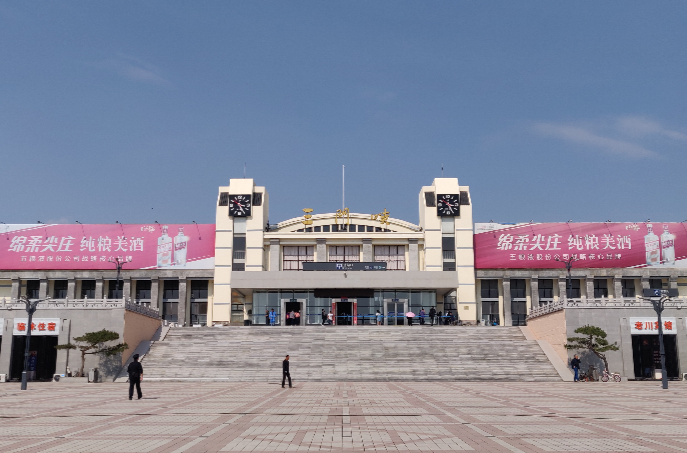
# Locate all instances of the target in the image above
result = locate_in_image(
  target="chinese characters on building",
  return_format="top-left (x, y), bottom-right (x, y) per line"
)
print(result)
top-left (629, 317), bottom-right (677, 335)
top-left (8, 235), bottom-right (140, 264)
top-left (496, 233), bottom-right (632, 262)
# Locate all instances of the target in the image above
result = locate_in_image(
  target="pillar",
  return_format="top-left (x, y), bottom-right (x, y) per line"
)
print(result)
top-left (408, 239), bottom-right (419, 271)
top-left (316, 238), bottom-right (326, 262)
top-left (613, 275), bottom-right (623, 300)
top-left (179, 278), bottom-right (188, 326)
top-left (67, 278), bottom-right (76, 300)
top-left (150, 278), bottom-right (160, 311)
top-left (55, 319), bottom-right (71, 376)
top-left (558, 277), bottom-right (567, 300)
top-left (39, 278), bottom-right (48, 300)
top-left (641, 276), bottom-right (650, 291)
top-left (362, 239), bottom-right (373, 262)
top-left (0, 319), bottom-right (13, 376)
top-left (585, 276), bottom-right (594, 300)
top-left (123, 278), bottom-right (131, 301)
top-left (95, 278), bottom-right (104, 299)
top-left (530, 276), bottom-right (539, 308)
top-left (502, 278), bottom-right (512, 326)
top-left (11, 278), bottom-right (20, 300)
top-left (269, 239), bottom-right (280, 271)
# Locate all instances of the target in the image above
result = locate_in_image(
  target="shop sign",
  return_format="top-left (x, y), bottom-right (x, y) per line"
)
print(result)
top-left (302, 262), bottom-right (387, 271)
top-left (630, 317), bottom-right (677, 335)
top-left (13, 318), bottom-right (60, 336)
top-left (475, 222), bottom-right (687, 269)
top-left (0, 224), bottom-right (215, 270)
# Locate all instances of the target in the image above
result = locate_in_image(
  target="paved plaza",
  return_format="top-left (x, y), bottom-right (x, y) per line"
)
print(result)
top-left (1, 381), bottom-right (687, 452)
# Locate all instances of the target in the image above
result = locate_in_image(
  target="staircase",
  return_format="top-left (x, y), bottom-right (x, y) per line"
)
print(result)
top-left (142, 326), bottom-right (561, 382)
top-left (143, 326), bottom-right (561, 383)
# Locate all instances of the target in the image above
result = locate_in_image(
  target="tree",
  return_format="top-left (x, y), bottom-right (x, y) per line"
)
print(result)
top-left (55, 330), bottom-right (128, 377)
top-left (565, 325), bottom-right (619, 372)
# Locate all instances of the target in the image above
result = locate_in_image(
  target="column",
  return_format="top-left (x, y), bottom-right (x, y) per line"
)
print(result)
top-left (150, 278), bottom-right (160, 311)
top-left (67, 278), bottom-right (76, 300)
top-left (95, 278), bottom-right (104, 299)
top-left (641, 276), bottom-right (650, 293)
top-left (530, 276), bottom-right (539, 308)
top-left (585, 276), bottom-right (594, 300)
top-left (0, 319), bottom-right (13, 376)
top-left (123, 278), bottom-right (131, 301)
top-left (502, 278), bottom-right (512, 326)
top-left (316, 238), bottom-right (326, 262)
top-left (613, 276), bottom-right (623, 299)
top-left (55, 319), bottom-right (71, 376)
top-left (39, 278), bottom-right (48, 300)
top-left (11, 278), bottom-right (20, 300)
top-left (669, 275), bottom-right (678, 295)
top-left (408, 239), bottom-right (419, 271)
top-left (362, 239), bottom-right (372, 262)
top-left (269, 239), bottom-right (280, 271)
top-left (178, 278), bottom-right (188, 326)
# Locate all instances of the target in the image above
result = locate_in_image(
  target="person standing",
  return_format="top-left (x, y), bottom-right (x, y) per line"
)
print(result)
top-left (327, 310), bottom-right (334, 325)
top-left (285, 311), bottom-right (290, 326)
top-left (295, 311), bottom-right (301, 326)
top-left (265, 309), bottom-right (270, 326)
top-left (269, 309), bottom-right (276, 326)
top-left (437, 310), bottom-right (442, 326)
top-left (127, 354), bottom-right (143, 400)
top-left (429, 307), bottom-right (436, 327)
top-left (571, 354), bottom-right (581, 382)
top-left (321, 309), bottom-right (327, 325)
top-left (290, 310), bottom-right (296, 326)
top-left (376, 310), bottom-right (383, 326)
top-left (419, 308), bottom-right (426, 325)
top-left (282, 355), bottom-right (292, 388)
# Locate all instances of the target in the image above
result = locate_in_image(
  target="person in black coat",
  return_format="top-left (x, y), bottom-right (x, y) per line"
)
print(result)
top-left (571, 354), bottom-right (581, 382)
top-left (127, 354), bottom-right (143, 400)
top-left (429, 307), bottom-right (436, 326)
top-left (282, 355), bottom-right (292, 388)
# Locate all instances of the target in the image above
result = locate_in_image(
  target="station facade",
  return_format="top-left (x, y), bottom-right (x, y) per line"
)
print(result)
top-left (1, 175), bottom-right (687, 381)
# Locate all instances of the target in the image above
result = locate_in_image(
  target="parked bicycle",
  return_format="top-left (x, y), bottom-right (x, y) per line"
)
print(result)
top-left (600, 369), bottom-right (622, 382)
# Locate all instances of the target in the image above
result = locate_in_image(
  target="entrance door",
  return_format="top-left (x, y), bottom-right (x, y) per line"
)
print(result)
top-left (632, 335), bottom-right (679, 379)
top-left (280, 299), bottom-right (306, 326)
top-left (10, 336), bottom-right (58, 381)
top-left (384, 299), bottom-right (408, 326)
top-left (332, 299), bottom-right (357, 325)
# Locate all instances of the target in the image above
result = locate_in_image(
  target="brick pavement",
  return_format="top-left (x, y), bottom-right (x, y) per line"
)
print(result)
top-left (1, 381), bottom-right (686, 452)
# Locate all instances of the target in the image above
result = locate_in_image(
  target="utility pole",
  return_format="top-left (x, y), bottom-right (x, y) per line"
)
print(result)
top-left (555, 256), bottom-right (579, 300)
top-left (641, 288), bottom-right (676, 389)
top-left (20, 296), bottom-right (42, 390)
top-left (109, 256), bottom-right (132, 300)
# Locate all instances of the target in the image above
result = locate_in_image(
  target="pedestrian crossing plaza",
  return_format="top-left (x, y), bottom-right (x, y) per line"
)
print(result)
top-left (1, 381), bottom-right (687, 452)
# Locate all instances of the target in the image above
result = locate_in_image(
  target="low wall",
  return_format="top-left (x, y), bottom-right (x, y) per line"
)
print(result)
top-left (527, 310), bottom-right (567, 363)
top-left (123, 310), bottom-right (161, 364)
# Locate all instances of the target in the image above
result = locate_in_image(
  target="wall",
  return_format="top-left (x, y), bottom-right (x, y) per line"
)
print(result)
top-left (527, 310), bottom-right (568, 363)
top-left (122, 310), bottom-right (161, 364)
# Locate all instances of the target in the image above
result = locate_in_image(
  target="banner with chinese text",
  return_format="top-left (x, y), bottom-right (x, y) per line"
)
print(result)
top-left (0, 224), bottom-right (215, 270)
top-left (13, 318), bottom-right (61, 336)
top-left (629, 317), bottom-right (677, 335)
top-left (474, 222), bottom-right (687, 269)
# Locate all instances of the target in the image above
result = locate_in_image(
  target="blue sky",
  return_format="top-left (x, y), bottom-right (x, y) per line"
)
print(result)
top-left (1, 2), bottom-right (686, 226)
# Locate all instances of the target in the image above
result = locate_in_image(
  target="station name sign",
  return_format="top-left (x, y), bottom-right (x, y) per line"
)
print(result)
top-left (13, 318), bottom-right (61, 336)
top-left (303, 262), bottom-right (387, 271)
top-left (629, 317), bottom-right (676, 335)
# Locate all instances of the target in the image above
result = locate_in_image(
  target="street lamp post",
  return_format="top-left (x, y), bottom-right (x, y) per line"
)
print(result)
top-left (20, 296), bottom-right (42, 391)
top-left (642, 289), bottom-right (673, 389)
top-left (555, 256), bottom-right (579, 300)
top-left (108, 256), bottom-right (131, 300)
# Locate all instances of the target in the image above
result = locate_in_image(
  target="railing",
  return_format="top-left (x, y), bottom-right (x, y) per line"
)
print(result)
top-left (0, 297), bottom-right (160, 318)
top-left (233, 251), bottom-right (246, 260)
top-left (527, 296), bottom-right (687, 320)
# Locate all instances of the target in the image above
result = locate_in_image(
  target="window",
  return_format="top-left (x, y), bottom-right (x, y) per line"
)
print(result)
top-left (191, 280), bottom-right (209, 299)
top-left (442, 261), bottom-right (456, 271)
top-left (53, 280), bottom-right (68, 299)
top-left (81, 280), bottom-right (95, 299)
top-left (323, 225), bottom-right (330, 232)
top-left (233, 263), bottom-right (245, 271)
top-left (566, 279), bottom-right (581, 298)
top-left (314, 226), bottom-right (321, 232)
top-left (163, 280), bottom-right (179, 300)
top-left (481, 280), bottom-right (499, 299)
top-left (649, 278), bottom-right (663, 289)
top-left (283, 246), bottom-right (314, 270)
top-left (26, 280), bottom-right (40, 299)
top-left (136, 280), bottom-right (152, 300)
top-left (510, 279), bottom-right (526, 299)
top-left (593, 279), bottom-right (608, 298)
top-left (329, 246), bottom-right (360, 262)
top-left (622, 279), bottom-right (636, 298)
top-left (538, 279), bottom-right (554, 300)
top-left (162, 280), bottom-right (179, 323)
top-left (374, 245), bottom-right (405, 270)
top-left (108, 280), bottom-right (123, 299)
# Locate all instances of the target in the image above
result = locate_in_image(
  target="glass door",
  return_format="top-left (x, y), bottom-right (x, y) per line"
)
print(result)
top-left (384, 299), bottom-right (406, 326)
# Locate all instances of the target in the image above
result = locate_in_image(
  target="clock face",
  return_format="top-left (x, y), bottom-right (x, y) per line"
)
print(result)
top-left (229, 194), bottom-right (252, 217)
top-left (437, 194), bottom-right (460, 216)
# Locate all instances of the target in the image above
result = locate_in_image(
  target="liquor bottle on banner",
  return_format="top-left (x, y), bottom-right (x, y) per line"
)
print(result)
top-left (644, 224), bottom-right (660, 266)
top-left (661, 224), bottom-right (675, 265)
top-left (157, 225), bottom-right (173, 268)
top-left (174, 227), bottom-right (189, 266)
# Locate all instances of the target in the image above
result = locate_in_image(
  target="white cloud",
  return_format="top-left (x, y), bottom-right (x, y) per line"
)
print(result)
top-left (533, 122), bottom-right (658, 159)
top-left (96, 54), bottom-right (172, 87)
top-left (615, 116), bottom-right (687, 141)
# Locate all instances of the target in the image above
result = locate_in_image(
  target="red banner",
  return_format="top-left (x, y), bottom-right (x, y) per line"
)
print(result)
top-left (474, 222), bottom-right (687, 269)
top-left (0, 224), bottom-right (215, 270)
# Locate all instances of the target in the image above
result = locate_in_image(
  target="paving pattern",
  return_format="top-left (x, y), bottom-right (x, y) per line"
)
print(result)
top-left (1, 381), bottom-right (687, 452)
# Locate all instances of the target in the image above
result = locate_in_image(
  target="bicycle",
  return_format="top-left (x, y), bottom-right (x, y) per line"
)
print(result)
top-left (600, 369), bottom-right (622, 382)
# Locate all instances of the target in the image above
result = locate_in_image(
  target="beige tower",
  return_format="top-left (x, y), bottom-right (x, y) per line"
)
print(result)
top-left (213, 178), bottom-right (268, 323)
top-left (418, 178), bottom-right (476, 322)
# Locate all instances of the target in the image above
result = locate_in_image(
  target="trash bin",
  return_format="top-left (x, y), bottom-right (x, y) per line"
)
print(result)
top-left (88, 368), bottom-right (99, 383)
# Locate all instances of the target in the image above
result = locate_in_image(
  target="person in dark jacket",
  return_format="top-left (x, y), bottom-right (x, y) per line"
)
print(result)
top-left (571, 354), bottom-right (581, 382)
top-left (127, 354), bottom-right (143, 400)
top-left (321, 309), bottom-right (327, 325)
top-left (282, 355), bottom-right (292, 388)
top-left (429, 307), bottom-right (436, 326)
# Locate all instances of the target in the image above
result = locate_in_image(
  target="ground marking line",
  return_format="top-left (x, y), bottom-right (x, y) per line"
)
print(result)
top-left (5, 438), bottom-right (55, 453)
top-left (490, 437), bottom-right (527, 453)
top-left (639, 437), bottom-right (687, 452)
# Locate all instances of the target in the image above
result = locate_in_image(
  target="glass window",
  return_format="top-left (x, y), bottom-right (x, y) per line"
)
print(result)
top-left (510, 279), bottom-right (526, 299)
top-left (323, 225), bottom-right (330, 232)
top-left (163, 280), bottom-right (179, 300)
top-left (135, 280), bottom-right (152, 300)
top-left (566, 279), bottom-right (581, 298)
top-left (26, 280), bottom-right (40, 299)
top-left (107, 280), bottom-right (123, 299)
top-left (329, 246), bottom-right (360, 262)
top-left (593, 279), bottom-right (609, 298)
top-left (191, 280), bottom-right (209, 299)
top-left (649, 278), bottom-right (663, 289)
top-left (374, 245), bottom-right (405, 270)
top-left (283, 246), bottom-right (314, 270)
top-left (80, 280), bottom-right (95, 299)
top-left (480, 280), bottom-right (499, 299)
top-left (622, 279), bottom-right (636, 298)
top-left (163, 302), bottom-right (178, 322)
top-left (538, 279), bottom-right (554, 299)
top-left (53, 280), bottom-right (68, 299)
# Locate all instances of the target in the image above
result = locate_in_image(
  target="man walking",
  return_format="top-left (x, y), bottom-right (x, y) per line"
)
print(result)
top-left (127, 354), bottom-right (143, 400)
top-left (282, 355), bottom-right (292, 388)
top-left (429, 307), bottom-right (436, 326)
top-left (571, 354), bottom-right (581, 382)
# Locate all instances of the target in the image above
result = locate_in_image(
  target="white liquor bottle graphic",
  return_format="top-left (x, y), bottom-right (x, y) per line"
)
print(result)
top-left (661, 224), bottom-right (675, 265)
top-left (174, 227), bottom-right (189, 266)
top-left (157, 225), bottom-right (173, 268)
top-left (644, 223), bottom-right (660, 266)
